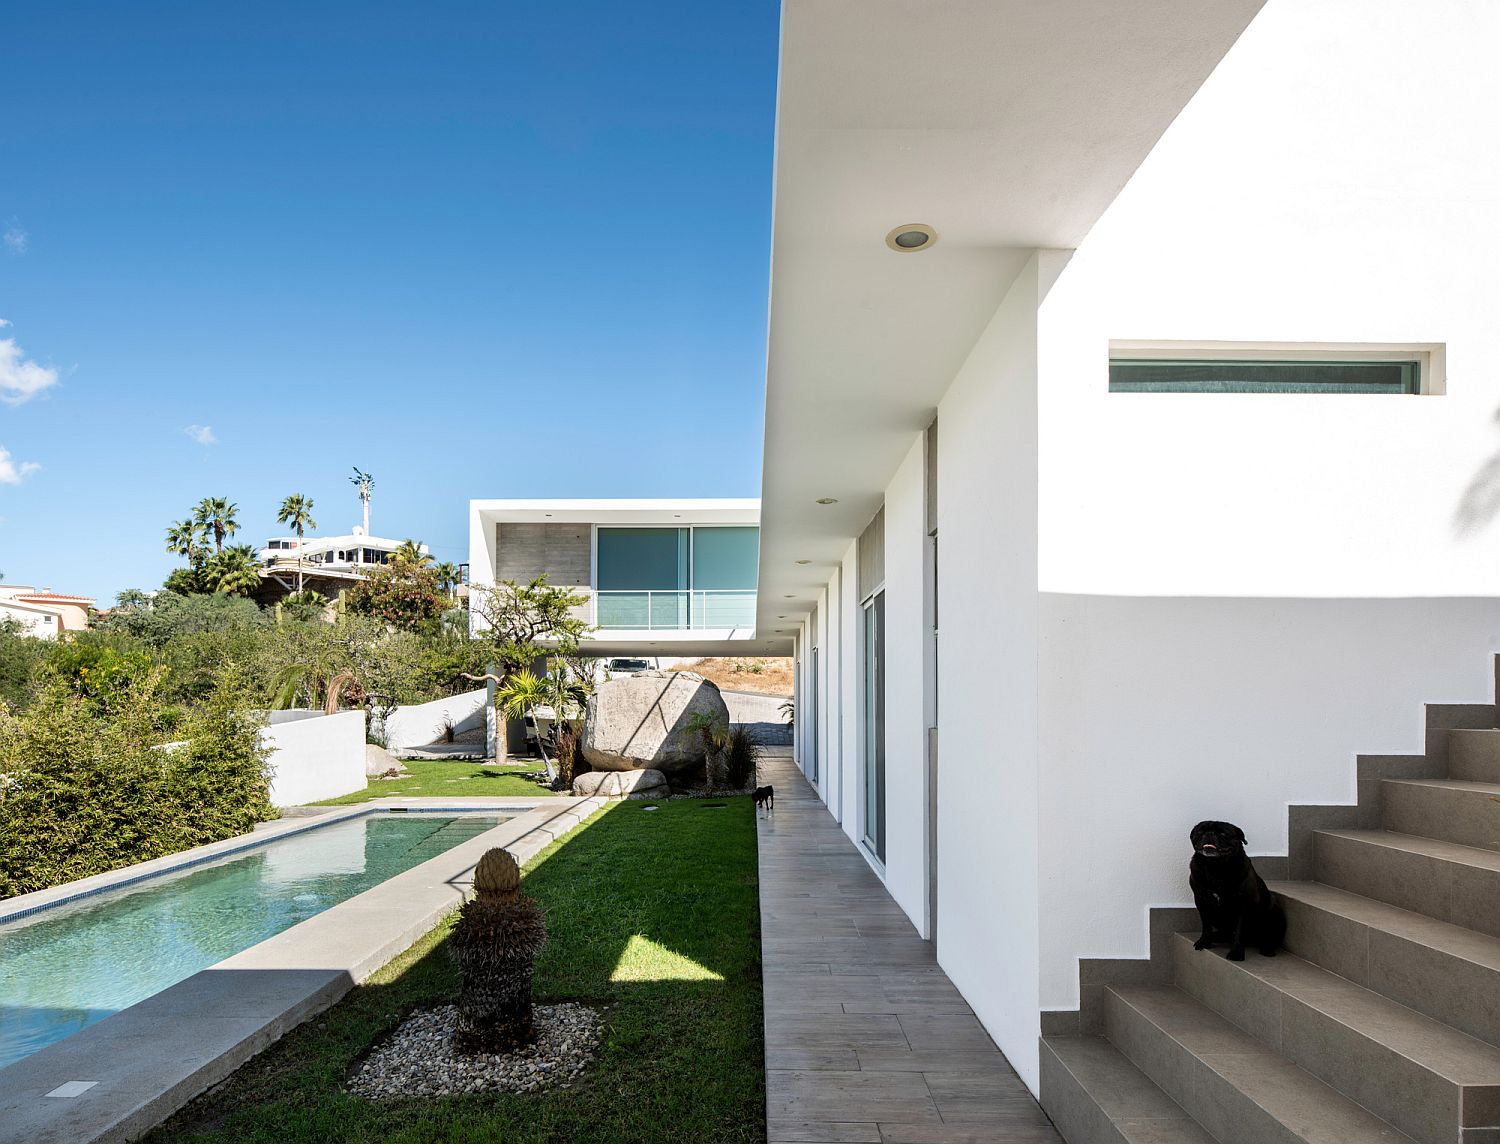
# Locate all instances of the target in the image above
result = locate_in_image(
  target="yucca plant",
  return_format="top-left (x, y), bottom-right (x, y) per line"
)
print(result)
top-left (449, 847), bottom-right (547, 1053)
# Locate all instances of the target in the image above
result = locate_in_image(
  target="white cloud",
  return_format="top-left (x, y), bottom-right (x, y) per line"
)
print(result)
top-left (0, 447), bottom-right (41, 486)
top-left (2, 222), bottom-right (26, 255)
top-left (185, 424), bottom-right (217, 446)
top-left (0, 323), bottom-right (60, 405)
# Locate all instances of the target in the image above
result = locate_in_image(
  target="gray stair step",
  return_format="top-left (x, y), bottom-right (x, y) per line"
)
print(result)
top-left (1450, 729), bottom-right (1500, 784)
top-left (1105, 985), bottom-right (1415, 1144)
top-left (1274, 879), bottom-right (1500, 1049)
top-left (1169, 931), bottom-right (1500, 1144)
top-left (1314, 828), bottom-right (1500, 938)
top-left (1040, 1034), bottom-right (1214, 1144)
top-left (1381, 777), bottom-right (1500, 850)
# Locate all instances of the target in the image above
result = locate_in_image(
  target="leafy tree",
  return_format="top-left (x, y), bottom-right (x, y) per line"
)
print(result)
top-left (433, 561), bottom-right (463, 599)
top-left (391, 538), bottom-right (431, 567)
top-left (278, 590), bottom-right (330, 624)
top-left (0, 619), bottom-right (47, 711)
top-left (194, 497), bottom-right (239, 554)
top-left (345, 561), bottom-right (446, 631)
top-left (276, 493), bottom-right (317, 595)
top-left (163, 566), bottom-right (206, 595)
top-left (468, 576), bottom-right (592, 675)
top-left (165, 518), bottom-right (203, 563)
top-left (466, 576), bottom-right (593, 763)
top-left (206, 544), bottom-right (262, 597)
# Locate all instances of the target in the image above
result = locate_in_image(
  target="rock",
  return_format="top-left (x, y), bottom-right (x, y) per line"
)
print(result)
top-left (581, 671), bottom-right (730, 773)
top-left (365, 743), bottom-right (401, 776)
top-left (572, 768), bottom-right (670, 800)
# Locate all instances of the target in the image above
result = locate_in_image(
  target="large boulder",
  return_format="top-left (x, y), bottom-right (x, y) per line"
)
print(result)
top-left (581, 671), bottom-right (730, 773)
top-left (572, 768), bottom-right (670, 800)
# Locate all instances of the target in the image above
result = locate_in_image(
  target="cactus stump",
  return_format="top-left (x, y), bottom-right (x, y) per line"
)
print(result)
top-left (449, 847), bottom-right (548, 1053)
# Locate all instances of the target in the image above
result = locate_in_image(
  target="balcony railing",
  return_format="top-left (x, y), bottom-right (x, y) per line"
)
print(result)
top-left (594, 590), bottom-right (756, 631)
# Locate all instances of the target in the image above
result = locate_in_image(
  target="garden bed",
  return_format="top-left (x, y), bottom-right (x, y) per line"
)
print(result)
top-left (149, 798), bottom-right (765, 1144)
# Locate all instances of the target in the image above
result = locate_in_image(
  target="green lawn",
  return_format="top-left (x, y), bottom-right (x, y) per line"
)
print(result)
top-left (313, 759), bottom-right (556, 804)
top-left (151, 798), bottom-right (766, 1144)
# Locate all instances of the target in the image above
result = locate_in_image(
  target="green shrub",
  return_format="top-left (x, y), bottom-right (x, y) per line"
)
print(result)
top-left (0, 665), bottom-right (273, 899)
top-left (725, 725), bottom-right (759, 790)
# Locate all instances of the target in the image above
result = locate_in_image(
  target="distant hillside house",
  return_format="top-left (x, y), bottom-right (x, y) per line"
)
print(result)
top-left (0, 586), bottom-right (96, 639)
top-left (255, 527), bottom-right (429, 603)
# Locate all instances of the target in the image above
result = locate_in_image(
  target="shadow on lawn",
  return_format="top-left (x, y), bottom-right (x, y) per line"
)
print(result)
top-left (152, 798), bottom-right (765, 1144)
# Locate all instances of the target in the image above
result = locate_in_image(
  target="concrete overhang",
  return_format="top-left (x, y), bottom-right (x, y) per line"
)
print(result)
top-left (470, 498), bottom-right (760, 527)
top-left (757, 0), bottom-right (1265, 643)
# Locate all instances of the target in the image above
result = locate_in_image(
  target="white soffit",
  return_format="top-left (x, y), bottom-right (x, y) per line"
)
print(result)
top-left (759, 0), bottom-right (1265, 635)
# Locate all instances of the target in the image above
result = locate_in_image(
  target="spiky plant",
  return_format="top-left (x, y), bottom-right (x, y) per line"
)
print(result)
top-left (449, 848), bottom-right (548, 1053)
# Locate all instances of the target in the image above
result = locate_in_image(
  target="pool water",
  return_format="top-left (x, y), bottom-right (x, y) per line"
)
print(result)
top-left (0, 813), bottom-right (503, 1069)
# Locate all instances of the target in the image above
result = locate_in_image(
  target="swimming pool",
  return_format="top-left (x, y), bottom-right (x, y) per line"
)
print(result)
top-left (0, 812), bottom-right (505, 1068)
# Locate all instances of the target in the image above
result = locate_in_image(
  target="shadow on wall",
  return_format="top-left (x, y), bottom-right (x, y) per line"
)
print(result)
top-left (1452, 406), bottom-right (1500, 537)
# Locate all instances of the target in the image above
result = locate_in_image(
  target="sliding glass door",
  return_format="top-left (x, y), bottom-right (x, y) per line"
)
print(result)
top-left (862, 591), bottom-right (886, 860)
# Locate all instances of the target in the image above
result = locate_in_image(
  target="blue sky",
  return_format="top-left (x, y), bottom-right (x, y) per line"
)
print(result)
top-left (0, 2), bottom-right (778, 602)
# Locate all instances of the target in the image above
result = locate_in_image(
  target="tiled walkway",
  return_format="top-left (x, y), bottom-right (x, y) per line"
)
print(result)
top-left (757, 751), bottom-right (1063, 1143)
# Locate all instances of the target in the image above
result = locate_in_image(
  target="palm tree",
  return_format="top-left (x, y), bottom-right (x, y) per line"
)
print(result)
top-left (350, 468), bottom-right (374, 534)
top-left (392, 538), bottom-right (431, 568)
top-left (165, 518), bottom-right (202, 563)
top-left (276, 493), bottom-right (317, 594)
top-left (194, 497), bottom-right (239, 554)
top-left (208, 544), bottom-right (261, 596)
top-left (433, 561), bottom-right (462, 599)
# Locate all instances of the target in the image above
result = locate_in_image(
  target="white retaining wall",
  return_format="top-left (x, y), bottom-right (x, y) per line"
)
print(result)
top-left (381, 688), bottom-right (490, 754)
top-left (264, 710), bottom-right (368, 807)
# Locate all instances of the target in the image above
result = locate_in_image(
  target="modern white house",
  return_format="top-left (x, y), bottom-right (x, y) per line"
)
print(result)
top-left (760, 0), bottom-right (1500, 1140)
top-left (467, 499), bottom-right (781, 657)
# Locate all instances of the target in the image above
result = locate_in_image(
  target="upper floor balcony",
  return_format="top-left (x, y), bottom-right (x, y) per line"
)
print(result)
top-left (592, 588), bottom-right (757, 632)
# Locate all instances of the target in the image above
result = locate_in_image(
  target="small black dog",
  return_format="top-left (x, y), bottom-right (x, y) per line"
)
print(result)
top-left (753, 785), bottom-right (775, 813)
top-left (1189, 820), bottom-right (1285, 962)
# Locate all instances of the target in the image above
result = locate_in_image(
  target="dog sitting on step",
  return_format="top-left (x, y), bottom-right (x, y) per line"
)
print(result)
top-left (1189, 820), bottom-right (1286, 962)
top-left (753, 785), bottom-right (775, 813)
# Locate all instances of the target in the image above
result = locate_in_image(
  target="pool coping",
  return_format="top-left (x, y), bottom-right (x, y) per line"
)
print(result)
top-left (0, 795), bottom-right (606, 1144)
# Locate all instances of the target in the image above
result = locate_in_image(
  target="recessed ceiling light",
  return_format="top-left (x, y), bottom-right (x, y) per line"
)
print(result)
top-left (886, 223), bottom-right (937, 252)
top-left (795, 559), bottom-right (811, 565)
top-left (815, 497), bottom-right (837, 505)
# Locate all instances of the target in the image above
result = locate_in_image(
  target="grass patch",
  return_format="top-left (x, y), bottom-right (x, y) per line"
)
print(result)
top-left (150, 798), bottom-right (765, 1144)
top-left (313, 759), bottom-right (554, 804)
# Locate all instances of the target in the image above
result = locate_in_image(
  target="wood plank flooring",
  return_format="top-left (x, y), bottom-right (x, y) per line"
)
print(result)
top-left (756, 752), bottom-right (1063, 1144)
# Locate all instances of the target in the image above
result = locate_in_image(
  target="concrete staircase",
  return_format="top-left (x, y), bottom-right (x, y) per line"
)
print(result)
top-left (1040, 669), bottom-right (1500, 1144)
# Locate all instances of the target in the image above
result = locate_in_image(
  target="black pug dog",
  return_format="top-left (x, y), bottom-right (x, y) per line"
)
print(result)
top-left (1189, 820), bottom-right (1286, 962)
top-left (753, 785), bottom-right (775, 813)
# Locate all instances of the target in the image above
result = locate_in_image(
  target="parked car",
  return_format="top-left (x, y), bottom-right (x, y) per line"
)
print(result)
top-left (606, 657), bottom-right (651, 676)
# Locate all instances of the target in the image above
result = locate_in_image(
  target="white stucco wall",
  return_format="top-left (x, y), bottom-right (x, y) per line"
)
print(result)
top-left (1031, 0), bottom-right (1500, 1017)
top-left (264, 710), bottom-right (367, 807)
top-left (0, 602), bottom-right (59, 639)
top-left (880, 434), bottom-right (931, 930)
top-left (932, 254), bottom-right (1048, 1089)
top-left (772, 0), bottom-right (1500, 1098)
top-left (381, 688), bottom-right (489, 753)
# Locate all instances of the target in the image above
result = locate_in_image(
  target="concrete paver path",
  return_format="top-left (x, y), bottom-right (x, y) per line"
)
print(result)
top-left (756, 751), bottom-right (1062, 1143)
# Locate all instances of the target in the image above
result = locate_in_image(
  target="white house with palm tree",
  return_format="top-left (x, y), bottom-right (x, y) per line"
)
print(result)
top-left (256, 527), bottom-right (428, 591)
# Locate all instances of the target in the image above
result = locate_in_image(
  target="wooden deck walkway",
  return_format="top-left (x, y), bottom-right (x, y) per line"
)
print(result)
top-left (757, 751), bottom-right (1062, 1144)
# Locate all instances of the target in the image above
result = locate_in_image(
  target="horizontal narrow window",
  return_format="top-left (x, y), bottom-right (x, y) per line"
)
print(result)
top-left (1109, 359), bottom-right (1421, 394)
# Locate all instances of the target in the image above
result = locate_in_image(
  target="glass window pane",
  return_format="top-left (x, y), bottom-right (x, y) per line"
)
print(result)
top-left (596, 528), bottom-right (689, 590)
top-left (1109, 359), bottom-right (1420, 394)
top-left (691, 527), bottom-right (759, 590)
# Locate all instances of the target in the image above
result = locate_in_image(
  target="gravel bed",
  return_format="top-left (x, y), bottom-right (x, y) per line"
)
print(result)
top-left (348, 1002), bottom-right (603, 1099)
